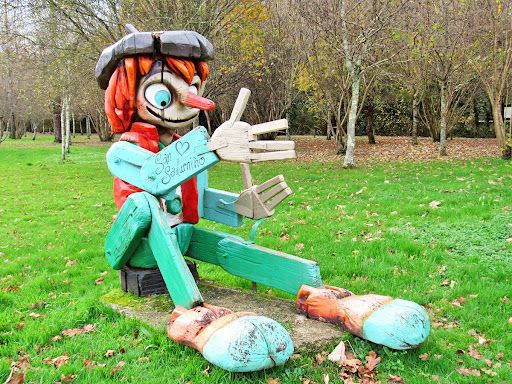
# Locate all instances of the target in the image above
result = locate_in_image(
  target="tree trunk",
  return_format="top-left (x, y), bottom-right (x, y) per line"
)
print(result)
top-left (53, 99), bottom-right (62, 143)
top-left (490, 101), bottom-right (510, 159)
top-left (32, 122), bottom-right (37, 140)
top-left (8, 113), bottom-right (16, 139)
top-left (86, 116), bottom-right (91, 139)
top-left (65, 96), bottom-right (71, 153)
top-left (343, 71), bottom-right (360, 167)
top-left (72, 112), bottom-right (76, 138)
top-left (439, 80), bottom-right (448, 156)
top-left (473, 98), bottom-right (479, 137)
top-left (366, 100), bottom-right (376, 145)
top-left (61, 96), bottom-right (66, 160)
top-left (412, 89), bottom-right (419, 145)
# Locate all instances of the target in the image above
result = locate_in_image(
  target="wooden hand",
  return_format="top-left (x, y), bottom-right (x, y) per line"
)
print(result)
top-left (235, 164), bottom-right (292, 219)
top-left (208, 88), bottom-right (296, 163)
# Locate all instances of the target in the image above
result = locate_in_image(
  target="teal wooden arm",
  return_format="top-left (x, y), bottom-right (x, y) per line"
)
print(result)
top-left (203, 188), bottom-right (243, 227)
top-left (106, 127), bottom-right (219, 199)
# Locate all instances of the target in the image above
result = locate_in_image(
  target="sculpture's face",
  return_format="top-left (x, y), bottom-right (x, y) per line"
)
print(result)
top-left (136, 61), bottom-right (208, 129)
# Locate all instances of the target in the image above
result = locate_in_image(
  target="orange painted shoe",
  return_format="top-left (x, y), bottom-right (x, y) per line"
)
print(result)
top-left (168, 303), bottom-right (294, 372)
top-left (296, 285), bottom-right (430, 350)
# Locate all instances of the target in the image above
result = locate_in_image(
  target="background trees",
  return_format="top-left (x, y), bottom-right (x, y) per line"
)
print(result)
top-left (0, 0), bottom-right (511, 164)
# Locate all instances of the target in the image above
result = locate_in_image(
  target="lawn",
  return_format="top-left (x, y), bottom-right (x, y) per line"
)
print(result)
top-left (0, 136), bottom-right (511, 383)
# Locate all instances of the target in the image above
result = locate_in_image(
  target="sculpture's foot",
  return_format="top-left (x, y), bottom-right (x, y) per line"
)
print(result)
top-left (168, 304), bottom-right (294, 372)
top-left (296, 285), bottom-right (430, 350)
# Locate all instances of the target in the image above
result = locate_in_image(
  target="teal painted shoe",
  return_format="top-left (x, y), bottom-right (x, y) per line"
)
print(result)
top-left (362, 299), bottom-right (430, 350)
top-left (202, 315), bottom-right (294, 372)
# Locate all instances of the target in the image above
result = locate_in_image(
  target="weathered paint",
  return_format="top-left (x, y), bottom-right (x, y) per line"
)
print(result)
top-left (127, 237), bottom-right (157, 268)
top-left (296, 285), bottom-right (430, 350)
top-left (203, 188), bottom-right (243, 227)
top-left (362, 299), bottom-right (430, 350)
top-left (186, 227), bottom-right (323, 295)
top-left (218, 238), bottom-right (323, 295)
top-left (145, 193), bottom-right (203, 308)
top-left (202, 315), bottom-right (293, 372)
top-left (104, 192), bottom-right (152, 269)
top-left (140, 127), bottom-right (219, 196)
top-left (106, 141), bottom-right (153, 188)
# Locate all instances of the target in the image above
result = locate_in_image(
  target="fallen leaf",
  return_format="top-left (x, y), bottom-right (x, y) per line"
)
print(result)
top-left (387, 375), bottom-right (404, 383)
top-left (28, 312), bottom-right (41, 319)
top-left (109, 361), bottom-right (125, 376)
top-left (419, 353), bottom-right (429, 360)
top-left (266, 378), bottom-right (281, 384)
top-left (62, 324), bottom-right (96, 337)
top-left (44, 355), bottom-right (69, 368)
top-left (57, 374), bottom-right (76, 383)
top-left (481, 368), bottom-right (497, 376)
top-left (457, 367), bottom-right (481, 376)
top-left (279, 233), bottom-right (290, 240)
top-left (355, 187), bottom-right (367, 195)
top-left (4, 356), bottom-right (29, 384)
top-left (29, 300), bottom-right (46, 309)
top-left (451, 297), bottom-right (466, 307)
top-left (104, 350), bottom-right (115, 358)
top-left (327, 340), bottom-right (346, 363)
top-left (52, 335), bottom-right (62, 342)
top-left (365, 351), bottom-right (381, 372)
top-left (429, 200), bottom-right (441, 208)
top-left (65, 260), bottom-right (77, 267)
top-left (95, 278), bottom-right (104, 285)
top-left (484, 358), bottom-right (493, 367)
top-left (322, 374), bottom-right (329, 384)
top-left (137, 357), bottom-right (149, 363)
top-left (468, 346), bottom-right (481, 360)
top-left (16, 322), bottom-right (25, 330)
top-left (315, 352), bottom-right (327, 365)
top-left (496, 353), bottom-right (504, 360)
top-left (202, 365), bottom-right (210, 376)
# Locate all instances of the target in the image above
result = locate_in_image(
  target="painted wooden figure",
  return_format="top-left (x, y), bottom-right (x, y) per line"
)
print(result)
top-left (96, 26), bottom-right (429, 372)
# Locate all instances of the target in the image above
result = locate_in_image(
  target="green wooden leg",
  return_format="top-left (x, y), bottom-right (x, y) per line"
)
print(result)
top-left (144, 193), bottom-right (203, 309)
top-left (104, 192), bottom-right (152, 270)
top-left (186, 227), bottom-right (323, 295)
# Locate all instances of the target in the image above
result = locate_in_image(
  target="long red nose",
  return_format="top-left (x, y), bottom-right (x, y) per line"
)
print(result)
top-left (184, 92), bottom-right (216, 110)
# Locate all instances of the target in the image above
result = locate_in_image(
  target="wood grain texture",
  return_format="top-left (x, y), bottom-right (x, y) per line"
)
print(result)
top-left (141, 127), bottom-right (219, 196)
top-left (145, 193), bottom-right (203, 308)
top-left (104, 192), bottom-right (152, 270)
top-left (186, 227), bottom-right (323, 295)
top-left (203, 188), bottom-right (244, 227)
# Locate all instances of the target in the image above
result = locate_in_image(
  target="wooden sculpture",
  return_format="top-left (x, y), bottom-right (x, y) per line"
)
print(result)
top-left (96, 26), bottom-right (429, 373)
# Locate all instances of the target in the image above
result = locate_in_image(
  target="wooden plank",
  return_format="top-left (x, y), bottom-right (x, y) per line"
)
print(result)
top-left (217, 238), bottom-right (323, 295)
top-left (239, 163), bottom-right (253, 189)
top-left (255, 175), bottom-right (285, 193)
top-left (104, 193), bottom-right (152, 270)
top-left (186, 228), bottom-right (324, 295)
top-left (140, 127), bottom-right (219, 196)
top-left (249, 119), bottom-right (288, 137)
top-left (229, 88), bottom-right (251, 122)
top-left (186, 227), bottom-right (243, 266)
top-left (250, 150), bottom-right (296, 162)
top-left (203, 188), bottom-right (244, 227)
top-left (248, 141), bottom-right (295, 151)
top-left (106, 141), bottom-right (153, 189)
top-left (145, 193), bottom-right (203, 309)
top-left (196, 170), bottom-right (208, 218)
top-left (265, 188), bottom-right (292, 211)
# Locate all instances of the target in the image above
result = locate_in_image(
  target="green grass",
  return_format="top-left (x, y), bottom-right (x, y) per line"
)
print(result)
top-left (1, 135), bottom-right (511, 383)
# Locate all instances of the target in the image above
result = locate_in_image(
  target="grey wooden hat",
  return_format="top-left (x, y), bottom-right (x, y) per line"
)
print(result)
top-left (95, 25), bottom-right (214, 90)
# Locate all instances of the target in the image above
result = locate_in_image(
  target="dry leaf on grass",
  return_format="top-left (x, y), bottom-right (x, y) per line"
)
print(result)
top-left (62, 324), bottom-right (96, 337)
top-left (450, 297), bottom-right (466, 307)
top-left (56, 374), bottom-right (76, 383)
top-left (429, 200), bottom-right (441, 208)
top-left (322, 374), bottom-right (329, 384)
top-left (104, 350), bottom-right (115, 358)
top-left (266, 378), bottom-right (281, 384)
top-left (44, 355), bottom-right (69, 368)
top-left (364, 351), bottom-right (381, 372)
top-left (328, 340), bottom-right (347, 364)
top-left (457, 367), bottom-right (481, 376)
top-left (468, 346), bottom-right (481, 360)
top-left (65, 260), bottom-right (77, 267)
top-left (4, 356), bottom-right (29, 384)
top-left (387, 375), bottom-right (404, 383)
top-left (419, 353), bottom-right (429, 360)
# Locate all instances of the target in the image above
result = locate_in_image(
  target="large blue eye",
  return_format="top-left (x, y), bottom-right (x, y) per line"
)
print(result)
top-left (145, 83), bottom-right (172, 109)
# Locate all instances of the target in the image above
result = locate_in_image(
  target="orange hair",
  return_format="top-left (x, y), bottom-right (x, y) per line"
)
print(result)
top-left (105, 56), bottom-right (210, 133)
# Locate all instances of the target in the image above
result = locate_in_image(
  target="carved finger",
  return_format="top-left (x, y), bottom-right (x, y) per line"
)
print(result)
top-left (249, 150), bottom-right (296, 162)
top-left (249, 119), bottom-right (288, 138)
top-left (260, 182), bottom-right (288, 203)
top-left (255, 175), bottom-right (285, 193)
top-left (265, 188), bottom-right (292, 211)
top-left (248, 141), bottom-right (295, 151)
top-left (229, 88), bottom-right (251, 123)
